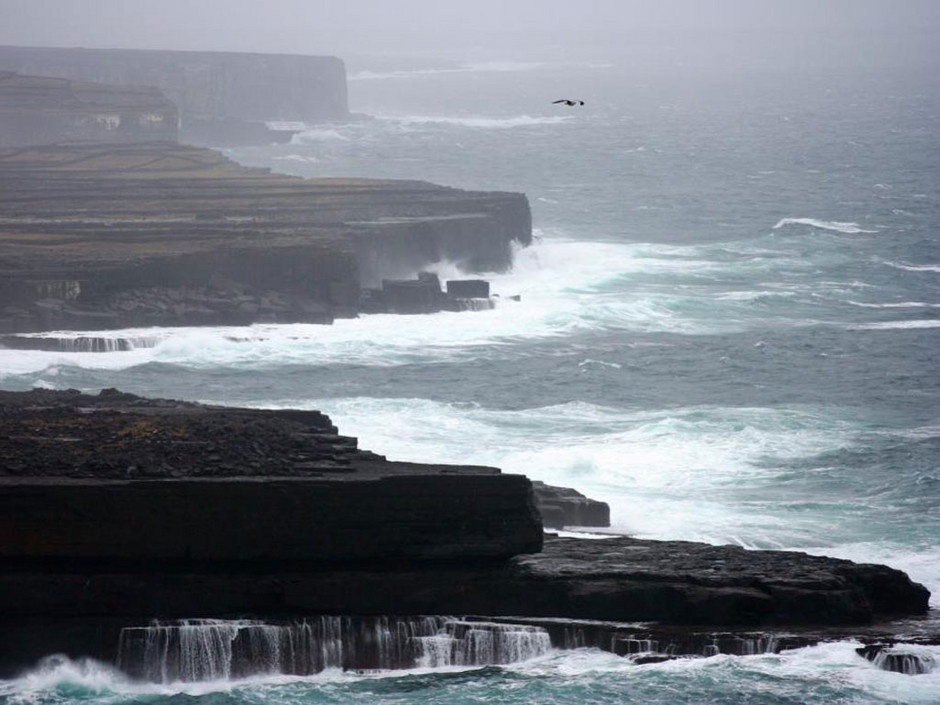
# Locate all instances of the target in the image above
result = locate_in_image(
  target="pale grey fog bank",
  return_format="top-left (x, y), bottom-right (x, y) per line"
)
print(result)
top-left (1, 0), bottom-right (938, 62)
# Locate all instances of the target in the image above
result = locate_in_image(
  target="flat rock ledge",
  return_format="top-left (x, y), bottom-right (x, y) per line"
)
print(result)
top-left (0, 388), bottom-right (542, 563)
top-left (0, 142), bottom-right (531, 334)
top-left (0, 389), bottom-right (931, 676)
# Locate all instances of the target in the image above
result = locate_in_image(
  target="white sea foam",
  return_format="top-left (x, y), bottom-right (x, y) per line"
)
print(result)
top-left (5, 644), bottom-right (939, 703)
top-left (232, 397), bottom-right (862, 549)
top-left (0, 238), bottom-right (760, 378)
top-left (853, 320), bottom-right (940, 330)
top-left (715, 290), bottom-right (798, 302)
top-left (885, 261), bottom-right (940, 273)
top-left (899, 424), bottom-right (940, 440)
top-left (376, 114), bottom-right (572, 129)
top-left (773, 218), bottom-right (877, 234)
top-left (291, 128), bottom-right (351, 143)
top-left (0, 653), bottom-right (363, 700)
top-left (577, 358), bottom-right (622, 370)
top-left (1, 655), bottom-right (130, 698)
top-left (508, 640), bottom-right (940, 703)
top-left (847, 301), bottom-right (940, 309)
top-left (803, 542), bottom-right (940, 608)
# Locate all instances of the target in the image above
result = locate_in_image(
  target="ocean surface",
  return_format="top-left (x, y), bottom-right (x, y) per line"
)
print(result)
top-left (2, 44), bottom-right (940, 703)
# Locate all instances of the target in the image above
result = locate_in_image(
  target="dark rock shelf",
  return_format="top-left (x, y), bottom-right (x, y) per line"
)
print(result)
top-left (0, 389), bottom-right (932, 676)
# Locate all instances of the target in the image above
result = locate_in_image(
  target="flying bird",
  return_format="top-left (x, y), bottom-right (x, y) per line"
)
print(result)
top-left (553, 99), bottom-right (584, 106)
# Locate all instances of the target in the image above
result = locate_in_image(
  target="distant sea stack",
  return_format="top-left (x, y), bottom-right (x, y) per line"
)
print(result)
top-left (0, 45), bottom-right (349, 143)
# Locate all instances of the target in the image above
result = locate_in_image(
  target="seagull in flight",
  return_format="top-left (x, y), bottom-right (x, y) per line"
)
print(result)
top-left (553, 99), bottom-right (584, 106)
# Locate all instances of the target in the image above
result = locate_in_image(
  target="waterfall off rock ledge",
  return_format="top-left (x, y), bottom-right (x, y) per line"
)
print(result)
top-left (116, 617), bottom-right (552, 682)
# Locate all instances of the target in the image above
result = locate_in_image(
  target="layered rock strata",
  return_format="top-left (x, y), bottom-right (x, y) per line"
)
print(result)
top-left (0, 388), bottom-right (542, 563)
top-left (532, 481), bottom-right (611, 529)
top-left (0, 389), bottom-right (931, 676)
top-left (0, 142), bottom-right (531, 333)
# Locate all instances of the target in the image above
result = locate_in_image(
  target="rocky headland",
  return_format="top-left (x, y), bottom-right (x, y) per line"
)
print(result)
top-left (0, 141), bottom-right (531, 336)
top-left (0, 389), bottom-right (932, 677)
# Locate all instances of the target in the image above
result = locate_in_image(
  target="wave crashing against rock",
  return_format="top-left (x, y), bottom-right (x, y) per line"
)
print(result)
top-left (0, 389), bottom-right (931, 678)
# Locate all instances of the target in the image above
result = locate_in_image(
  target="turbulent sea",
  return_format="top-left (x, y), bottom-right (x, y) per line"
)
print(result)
top-left (2, 47), bottom-right (940, 703)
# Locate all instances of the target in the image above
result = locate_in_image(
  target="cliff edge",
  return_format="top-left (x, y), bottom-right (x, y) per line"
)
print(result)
top-left (0, 142), bottom-right (531, 334)
top-left (0, 390), bottom-right (930, 676)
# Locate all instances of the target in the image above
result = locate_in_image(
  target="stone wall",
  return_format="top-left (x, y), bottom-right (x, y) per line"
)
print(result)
top-left (0, 71), bottom-right (178, 147)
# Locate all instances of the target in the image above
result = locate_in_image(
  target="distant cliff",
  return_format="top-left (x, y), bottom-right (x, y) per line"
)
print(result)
top-left (0, 45), bottom-right (348, 126)
top-left (0, 71), bottom-right (178, 147)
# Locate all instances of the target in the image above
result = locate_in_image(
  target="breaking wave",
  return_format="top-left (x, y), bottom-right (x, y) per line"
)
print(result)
top-left (853, 320), bottom-right (940, 330)
top-left (847, 301), bottom-right (940, 308)
top-left (885, 261), bottom-right (940, 273)
top-left (290, 128), bottom-right (351, 143)
top-left (773, 218), bottom-right (878, 234)
top-left (376, 114), bottom-right (572, 129)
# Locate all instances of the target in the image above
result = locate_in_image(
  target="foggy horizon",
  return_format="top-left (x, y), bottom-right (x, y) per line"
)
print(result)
top-left (1, 0), bottom-right (938, 65)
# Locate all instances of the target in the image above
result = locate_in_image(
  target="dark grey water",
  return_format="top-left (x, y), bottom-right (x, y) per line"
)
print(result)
top-left (2, 46), bottom-right (939, 703)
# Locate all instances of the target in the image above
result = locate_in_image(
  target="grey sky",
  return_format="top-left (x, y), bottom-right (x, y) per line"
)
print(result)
top-left (1, 0), bottom-right (937, 57)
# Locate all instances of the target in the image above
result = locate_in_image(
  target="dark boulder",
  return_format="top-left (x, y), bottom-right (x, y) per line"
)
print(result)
top-left (532, 482), bottom-right (610, 528)
top-left (381, 277), bottom-right (445, 314)
top-left (446, 279), bottom-right (490, 298)
top-left (0, 390), bottom-right (932, 677)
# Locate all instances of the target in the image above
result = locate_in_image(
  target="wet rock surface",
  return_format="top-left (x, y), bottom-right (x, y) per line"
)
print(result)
top-left (532, 481), bottom-right (611, 529)
top-left (0, 389), bottom-right (932, 676)
top-left (0, 389), bottom-right (543, 564)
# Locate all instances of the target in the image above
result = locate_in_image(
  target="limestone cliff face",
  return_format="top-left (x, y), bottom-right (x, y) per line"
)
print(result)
top-left (0, 142), bottom-right (531, 333)
top-left (0, 71), bottom-right (178, 147)
top-left (0, 45), bottom-right (348, 124)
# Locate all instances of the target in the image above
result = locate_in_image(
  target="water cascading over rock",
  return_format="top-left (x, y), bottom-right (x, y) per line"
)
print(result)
top-left (858, 644), bottom-right (939, 675)
top-left (116, 617), bottom-right (552, 682)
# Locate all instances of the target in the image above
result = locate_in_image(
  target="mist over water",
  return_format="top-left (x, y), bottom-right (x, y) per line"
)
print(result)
top-left (2, 5), bottom-right (940, 701)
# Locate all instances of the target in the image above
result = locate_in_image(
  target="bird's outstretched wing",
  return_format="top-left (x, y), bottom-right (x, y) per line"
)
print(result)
top-left (552, 99), bottom-right (569, 104)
